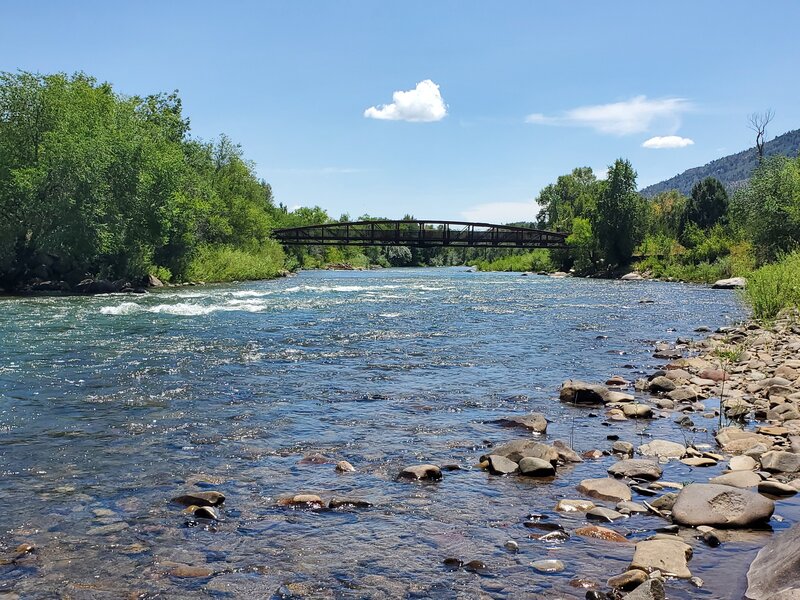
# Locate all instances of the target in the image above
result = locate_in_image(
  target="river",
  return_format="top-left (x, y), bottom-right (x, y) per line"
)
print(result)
top-left (1, 267), bottom-right (788, 599)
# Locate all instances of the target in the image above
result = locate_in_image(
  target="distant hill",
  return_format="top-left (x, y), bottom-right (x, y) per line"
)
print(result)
top-left (640, 128), bottom-right (800, 198)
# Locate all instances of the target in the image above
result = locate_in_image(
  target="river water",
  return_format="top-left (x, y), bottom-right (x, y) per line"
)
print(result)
top-left (0, 267), bottom-right (790, 599)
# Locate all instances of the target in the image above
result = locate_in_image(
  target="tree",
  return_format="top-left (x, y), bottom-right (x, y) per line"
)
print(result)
top-left (684, 177), bottom-right (728, 230)
top-left (565, 216), bottom-right (597, 272)
top-left (595, 159), bottom-right (647, 266)
top-left (748, 110), bottom-right (774, 163)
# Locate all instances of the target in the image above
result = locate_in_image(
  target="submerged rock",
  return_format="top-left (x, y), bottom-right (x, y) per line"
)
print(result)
top-left (398, 464), bottom-right (442, 481)
top-left (335, 460), bottom-right (356, 473)
top-left (671, 483), bottom-right (774, 527)
top-left (171, 491), bottom-right (225, 507)
top-left (531, 559), bottom-right (565, 573)
top-left (493, 412), bottom-right (548, 433)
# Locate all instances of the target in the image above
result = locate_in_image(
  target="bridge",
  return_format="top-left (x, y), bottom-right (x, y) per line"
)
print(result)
top-left (272, 220), bottom-right (568, 249)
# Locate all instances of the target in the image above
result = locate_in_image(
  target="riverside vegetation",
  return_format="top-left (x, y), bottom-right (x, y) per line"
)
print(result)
top-left (2, 71), bottom-right (800, 319)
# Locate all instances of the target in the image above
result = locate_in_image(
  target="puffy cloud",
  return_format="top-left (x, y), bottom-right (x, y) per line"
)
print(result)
top-left (642, 135), bottom-right (695, 149)
top-left (364, 80), bottom-right (447, 122)
top-left (526, 95), bottom-right (692, 136)
top-left (460, 201), bottom-right (538, 224)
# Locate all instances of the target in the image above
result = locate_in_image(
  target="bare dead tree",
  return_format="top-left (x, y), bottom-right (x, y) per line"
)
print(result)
top-left (748, 109), bottom-right (775, 163)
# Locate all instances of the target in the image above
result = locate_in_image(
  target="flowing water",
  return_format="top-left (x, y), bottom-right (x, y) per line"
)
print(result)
top-left (0, 268), bottom-right (791, 599)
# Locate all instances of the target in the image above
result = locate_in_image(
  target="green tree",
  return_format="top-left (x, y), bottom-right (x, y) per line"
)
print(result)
top-left (595, 159), bottom-right (647, 266)
top-left (565, 216), bottom-right (597, 272)
top-left (684, 177), bottom-right (728, 230)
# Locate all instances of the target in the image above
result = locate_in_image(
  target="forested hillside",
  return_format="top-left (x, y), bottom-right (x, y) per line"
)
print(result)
top-left (641, 129), bottom-right (800, 197)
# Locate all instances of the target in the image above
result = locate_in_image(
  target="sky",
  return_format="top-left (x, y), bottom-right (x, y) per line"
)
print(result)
top-left (2, 1), bottom-right (800, 224)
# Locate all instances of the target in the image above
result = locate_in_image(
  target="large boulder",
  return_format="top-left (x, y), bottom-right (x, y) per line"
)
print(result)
top-left (712, 277), bottom-right (746, 289)
top-left (481, 440), bottom-right (558, 465)
top-left (577, 477), bottom-right (632, 502)
top-left (559, 380), bottom-right (613, 404)
top-left (671, 483), bottom-right (774, 527)
top-left (746, 521), bottom-right (800, 599)
top-left (608, 459), bottom-right (662, 481)
top-left (630, 537), bottom-right (693, 579)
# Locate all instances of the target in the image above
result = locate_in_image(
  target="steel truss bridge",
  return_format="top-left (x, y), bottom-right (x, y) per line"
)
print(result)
top-left (272, 220), bottom-right (568, 249)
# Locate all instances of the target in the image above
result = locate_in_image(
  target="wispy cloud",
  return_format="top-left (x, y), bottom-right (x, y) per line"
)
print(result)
top-left (460, 201), bottom-right (538, 224)
top-left (526, 95), bottom-right (692, 136)
top-left (364, 80), bottom-right (447, 122)
top-left (642, 135), bottom-right (695, 149)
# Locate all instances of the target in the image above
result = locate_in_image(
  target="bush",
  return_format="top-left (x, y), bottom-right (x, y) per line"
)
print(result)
top-left (745, 251), bottom-right (800, 319)
top-left (471, 250), bottom-right (552, 272)
top-left (185, 241), bottom-right (285, 282)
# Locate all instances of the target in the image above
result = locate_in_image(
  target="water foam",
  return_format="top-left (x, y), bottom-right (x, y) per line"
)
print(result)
top-left (100, 302), bottom-right (142, 315)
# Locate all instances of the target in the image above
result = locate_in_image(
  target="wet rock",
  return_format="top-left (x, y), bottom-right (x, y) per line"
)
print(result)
top-left (583, 449), bottom-right (605, 459)
top-left (612, 441), bottom-right (634, 456)
top-left (482, 439), bottom-right (559, 465)
top-left (531, 559), bottom-right (565, 573)
top-left (623, 404), bottom-right (653, 418)
top-left (577, 478), bottom-right (632, 502)
top-left (617, 501), bottom-right (648, 514)
top-left (729, 455), bottom-right (758, 471)
top-left (608, 569), bottom-right (648, 591)
top-left (170, 565), bottom-right (214, 578)
top-left (328, 497), bottom-right (372, 509)
top-left (299, 452), bottom-right (334, 464)
top-left (335, 460), bottom-right (356, 473)
top-left (757, 480), bottom-right (797, 497)
top-left (608, 459), bottom-right (662, 481)
top-left (463, 559), bottom-right (489, 574)
top-left (443, 557), bottom-right (462, 570)
top-left (630, 537), bottom-right (693, 578)
top-left (746, 521), bottom-right (800, 600)
top-left (760, 450), bottom-right (800, 473)
top-left (171, 491), bottom-right (225, 507)
top-left (709, 471), bottom-right (761, 488)
top-left (649, 377), bottom-right (676, 393)
top-left (622, 578), bottom-right (666, 600)
top-left (186, 506), bottom-right (220, 520)
top-left (530, 530), bottom-right (570, 542)
top-left (586, 507), bottom-right (626, 522)
top-left (560, 380), bottom-right (613, 404)
top-left (574, 525), bottom-right (628, 543)
top-left (671, 483), bottom-right (774, 527)
top-left (398, 464), bottom-right (442, 481)
top-left (504, 540), bottom-right (519, 552)
top-left (281, 494), bottom-right (325, 508)
top-left (487, 454), bottom-right (519, 475)
top-left (680, 457), bottom-right (717, 467)
top-left (494, 412), bottom-right (548, 433)
top-left (519, 457), bottom-right (556, 477)
top-left (555, 499), bottom-right (596, 512)
top-left (553, 439), bottom-right (584, 463)
top-left (638, 440), bottom-right (686, 459)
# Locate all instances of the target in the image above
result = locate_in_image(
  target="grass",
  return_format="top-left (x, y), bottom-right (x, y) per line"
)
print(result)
top-left (744, 251), bottom-right (800, 319)
top-left (185, 241), bottom-right (286, 282)
top-left (471, 250), bottom-right (552, 273)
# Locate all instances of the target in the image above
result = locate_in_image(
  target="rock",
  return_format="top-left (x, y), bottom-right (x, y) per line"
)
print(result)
top-left (583, 449), bottom-right (605, 459)
top-left (299, 452), bottom-right (333, 464)
top-left (760, 451), bottom-right (800, 473)
top-left (574, 525), bottom-right (628, 543)
top-left (487, 454), bottom-right (520, 475)
top-left (587, 507), bottom-right (626, 522)
top-left (519, 457), bottom-right (556, 477)
top-left (617, 500), bottom-right (648, 514)
top-left (612, 441), bottom-right (635, 456)
top-left (555, 499), bottom-right (595, 512)
top-left (531, 559), bottom-right (565, 573)
top-left (577, 478), bottom-right (632, 502)
top-left (504, 540), bottom-right (519, 552)
top-left (398, 464), bottom-right (442, 481)
top-left (463, 559), bottom-right (489, 574)
top-left (282, 494), bottom-right (324, 508)
top-left (630, 538), bottom-right (693, 578)
top-left (746, 521), bottom-right (800, 600)
top-left (712, 277), bottom-right (746, 289)
top-left (638, 440), bottom-right (686, 459)
top-left (328, 497), bottom-right (372, 509)
top-left (621, 272), bottom-right (644, 280)
top-left (170, 565), bottom-right (214, 578)
top-left (560, 380), bottom-right (615, 404)
top-left (758, 480), bottom-right (797, 497)
top-left (649, 376), bottom-right (676, 393)
top-left (709, 471), bottom-right (761, 488)
top-left (623, 579), bottom-right (666, 600)
top-left (335, 460), bottom-right (356, 473)
top-left (623, 404), bottom-right (653, 418)
top-left (700, 368), bottom-right (729, 382)
top-left (680, 457), bottom-right (717, 467)
top-left (553, 439), bottom-right (584, 463)
top-left (482, 439), bottom-right (559, 465)
top-left (188, 506), bottom-right (220, 520)
top-left (668, 387), bottom-right (699, 402)
top-left (494, 412), bottom-right (548, 433)
top-left (671, 483), bottom-right (774, 527)
top-left (608, 569), bottom-right (648, 591)
top-left (729, 455), bottom-right (758, 471)
top-left (608, 459), bottom-right (663, 481)
top-left (171, 491), bottom-right (225, 507)
top-left (649, 493), bottom-right (678, 511)
top-left (145, 274), bottom-right (164, 287)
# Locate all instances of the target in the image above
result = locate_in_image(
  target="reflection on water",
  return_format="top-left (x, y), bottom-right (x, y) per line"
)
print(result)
top-left (0, 268), bottom-right (786, 598)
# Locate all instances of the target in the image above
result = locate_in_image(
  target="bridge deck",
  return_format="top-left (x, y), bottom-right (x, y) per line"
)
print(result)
top-left (272, 220), bottom-right (567, 249)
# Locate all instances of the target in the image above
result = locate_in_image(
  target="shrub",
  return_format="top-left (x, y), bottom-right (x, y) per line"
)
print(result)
top-left (745, 252), bottom-right (800, 319)
top-left (185, 241), bottom-right (285, 282)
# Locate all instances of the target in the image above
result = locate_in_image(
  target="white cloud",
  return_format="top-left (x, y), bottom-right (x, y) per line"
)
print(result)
top-left (460, 201), bottom-right (538, 224)
top-left (364, 80), bottom-right (447, 122)
top-left (525, 95), bottom-right (692, 136)
top-left (642, 135), bottom-right (695, 149)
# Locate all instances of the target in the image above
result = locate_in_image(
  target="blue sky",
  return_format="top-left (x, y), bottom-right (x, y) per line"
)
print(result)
top-left (3, 1), bottom-right (799, 223)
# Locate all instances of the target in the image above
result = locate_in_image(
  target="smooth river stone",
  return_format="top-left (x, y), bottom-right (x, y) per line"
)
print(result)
top-left (638, 440), bottom-right (686, 459)
top-left (671, 483), bottom-right (774, 527)
top-left (530, 559), bottom-right (565, 573)
top-left (607, 458), bottom-right (662, 481)
top-left (577, 478), bottom-right (632, 502)
top-left (487, 454), bottom-right (519, 475)
top-left (518, 456), bottom-right (555, 477)
top-left (630, 537), bottom-right (693, 578)
top-left (398, 464), bottom-right (442, 481)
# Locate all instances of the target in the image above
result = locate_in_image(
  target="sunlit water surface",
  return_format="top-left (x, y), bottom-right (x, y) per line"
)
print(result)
top-left (0, 268), bottom-right (791, 599)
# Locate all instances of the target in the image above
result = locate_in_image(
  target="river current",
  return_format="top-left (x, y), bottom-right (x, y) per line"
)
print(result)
top-left (1, 267), bottom-right (787, 599)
